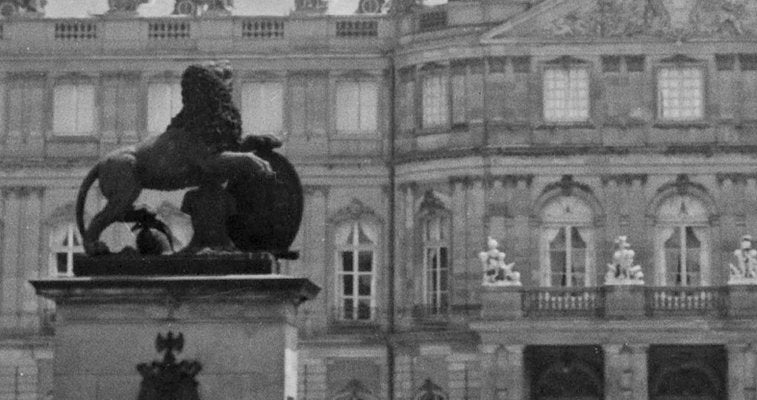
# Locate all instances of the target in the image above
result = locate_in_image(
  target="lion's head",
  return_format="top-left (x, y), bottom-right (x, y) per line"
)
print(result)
top-left (168, 60), bottom-right (242, 151)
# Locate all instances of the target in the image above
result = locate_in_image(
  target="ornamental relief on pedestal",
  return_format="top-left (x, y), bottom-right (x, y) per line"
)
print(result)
top-left (526, 0), bottom-right (757, 39)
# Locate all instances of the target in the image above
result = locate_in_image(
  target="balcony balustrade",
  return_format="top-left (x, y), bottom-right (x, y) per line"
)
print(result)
top-left (0, 15), bottom-right (391, 55)
top-left (522, 287), bottom-right (604, 318)
top-left (480, 285), bottom-right (756, 320)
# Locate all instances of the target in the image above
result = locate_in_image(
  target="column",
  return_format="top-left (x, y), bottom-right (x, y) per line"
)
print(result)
top-left (1, 188), bottom-right (21, 328)
top-left (20, 188), bottom-right (43, 331)
top-left (304, 186), bottom-right (328, 333)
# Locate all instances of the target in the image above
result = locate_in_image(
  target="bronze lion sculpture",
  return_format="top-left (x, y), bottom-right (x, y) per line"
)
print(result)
top-left (75, 61), bottom-right (276, 255)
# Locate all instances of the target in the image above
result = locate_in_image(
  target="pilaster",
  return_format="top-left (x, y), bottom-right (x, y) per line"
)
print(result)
top-left (729, 343), bottom-right (752, 400)
top-left (604, 343), bottom-right (648, 400)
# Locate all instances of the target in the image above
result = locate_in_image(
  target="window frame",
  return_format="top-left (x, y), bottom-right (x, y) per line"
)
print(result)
top-left (239, 77), bottom-right (286, 139)
top-left (540, 59), bottom-right (593, 126)
top-left (539, 195), bottom-right (596, 288)
top-left (334, 78), bottom-right (380, 136)
top-left (146, 77), bottom-right (182, 136)
top-left (420, 213), bottom-right (450, 315)
top-left (334, 220), bottom-right (378, 322)
top-left (654, 195), bottom-right (711, 287)
top-left (419, 63), bottom-right (449, 131)
top-left (654, 60), bottom-right (708, 125)
top-left (51, 76), bottom-right (97, 137)
top-left (49, 222), bottom-right (82, 277)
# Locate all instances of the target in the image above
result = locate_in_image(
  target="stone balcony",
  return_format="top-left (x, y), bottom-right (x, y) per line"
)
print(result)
top-left (480, 284), bottom-right (757, 320)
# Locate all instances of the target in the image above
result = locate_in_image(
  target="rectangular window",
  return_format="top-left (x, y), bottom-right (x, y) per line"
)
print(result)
top-left (543, 68), bottom-right (590, 123)
top-left (8, 78), bottom-right (44, 139)
top-left (548, 227), bottom-right (588, 287)
top-left (657, 67), bottom-right (704, 121)
top-left (49, 223), bottom-right (82, 277)
top-left (53, 83), bottom-right (95, 136)
top-left (288, 75), bottom-right (328, 136)
top-left (335, 81), bottom-right (378, 134)
top-left (422, 68), bottom-right (448, 128)
top-left (101, 76), bottom-right (139, 140)
top-left (337, 222), bottom-right (376, 321)
top-left (241, 81), bottom-right (284, 138)
top-left (451, 61), bottom-right (484, 127)
top-left (423, 216), bottom-right (449, 315)
top-left (147, 82), bottom-right (182, 135)
top-left (663, 226), bottom-right (702, 286)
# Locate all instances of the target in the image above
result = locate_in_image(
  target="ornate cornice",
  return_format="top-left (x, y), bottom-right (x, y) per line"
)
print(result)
top-left (489, 174), bottom-right (534, 187)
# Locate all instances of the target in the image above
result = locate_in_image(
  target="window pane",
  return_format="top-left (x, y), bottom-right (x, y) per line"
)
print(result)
top-left (439, 247), bottom-right (448, 270)
top-left (147, 83), bottom-right (176, 134)
top-left (422, 74), bottom-right (448, 128)
top-left (658, 67), bottom-right (703, 121)
top-left (357, 300), bottom-right (371, 320)
top-left (343, 275), bottom-right (354, 296)
top-left (358, 275), bottom-right (371, 296)
top-left (336, 81), bottom-right (360, 132)
top-left (75, 84), bottom-right (95, 133)
top-left (543, 68), bottom-right (589, 122)
top-left (341, 251), bottom-right (354, 272)
top-left (358, 82), bottom-right (378, 132)
top-left (56, 253), bottom-right (68, 274)
top-left (343, 299), bottom-right (354, 319)
top-left (467, 65), bottom-right (484, 122)
top-left (242, 82), bottom-right (284, 137)
top-left (550, 228), bottom-right (567, 286)
top-left (358, 251), bottom-right (372, 272)
top-left (53, 84), bottom-right (77, 134)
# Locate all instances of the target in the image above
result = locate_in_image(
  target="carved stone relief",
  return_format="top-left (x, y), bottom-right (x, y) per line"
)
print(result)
top-left (530, 0), bottom-right (757, 39)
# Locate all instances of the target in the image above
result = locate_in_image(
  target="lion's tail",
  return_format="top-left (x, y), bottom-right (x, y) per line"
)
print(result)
top-left (75, 164), bottom-right (99, 241)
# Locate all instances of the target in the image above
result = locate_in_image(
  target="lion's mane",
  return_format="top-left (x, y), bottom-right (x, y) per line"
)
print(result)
top-left (168, 62), bottom-right (243, 152)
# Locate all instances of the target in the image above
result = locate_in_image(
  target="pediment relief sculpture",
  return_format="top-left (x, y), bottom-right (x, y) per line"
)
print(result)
top-left (484, 0), bottom-right (757, 41)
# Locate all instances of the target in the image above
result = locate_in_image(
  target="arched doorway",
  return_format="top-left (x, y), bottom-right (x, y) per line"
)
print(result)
top-left (649, 345), bottom-right (726, 400)
top-left (527, 346), bottom-right (603, 400)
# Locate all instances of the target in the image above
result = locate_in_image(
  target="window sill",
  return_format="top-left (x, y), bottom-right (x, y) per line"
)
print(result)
top-left (536, 121), bottom-right (596, 129)
top-left (653, 121), bottom-right (711, 129)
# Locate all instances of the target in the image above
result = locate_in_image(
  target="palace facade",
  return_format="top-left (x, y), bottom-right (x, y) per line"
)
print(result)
top-left (1, 0), bottom-right (757, 399)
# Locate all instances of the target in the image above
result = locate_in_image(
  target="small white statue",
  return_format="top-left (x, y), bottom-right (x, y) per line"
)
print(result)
top-left (605, 236), bottom-right (644, 285)
top-left (729, 235), bottom-right (757, 284)
top-left (479, 237), bottom-right (521, 286)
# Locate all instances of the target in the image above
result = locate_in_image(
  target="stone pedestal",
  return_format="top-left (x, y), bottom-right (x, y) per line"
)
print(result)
top-left (31, 275), bottom-right (319, 400)
top-left (481, 286), bottom-right (522, 319)
top-left (603, 285), bottom-right (645, 319)
top-left (728, 285), bottom-right (757, 318)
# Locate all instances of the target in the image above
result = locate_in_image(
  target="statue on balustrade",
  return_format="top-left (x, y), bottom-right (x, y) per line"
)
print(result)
top-left (74, 60), bottom-right (303, 271)
top-left (604, 236), bottom-right (644, 285)
top-left (479, 237), bottom-right (521, 286)
top-left (729, 235), bottom-right (757, 284)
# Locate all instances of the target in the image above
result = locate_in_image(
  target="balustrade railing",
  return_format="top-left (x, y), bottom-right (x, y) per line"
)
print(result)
top-left (644, 286), bottom-right (727, 317)
top-left (522, 287), bottom-right (604, 318)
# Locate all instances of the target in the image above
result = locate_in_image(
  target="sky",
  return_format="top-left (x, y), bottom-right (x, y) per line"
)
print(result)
top-left (43, 0), bottom-right (448, 17)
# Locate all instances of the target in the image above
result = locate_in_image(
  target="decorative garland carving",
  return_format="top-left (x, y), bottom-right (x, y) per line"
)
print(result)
top-left (533, 0), bottom-right (757, 39)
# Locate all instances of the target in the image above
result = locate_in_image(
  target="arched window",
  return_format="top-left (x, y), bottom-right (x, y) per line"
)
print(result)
top-left (654, 195), bottom-right (710, 286)
top-left (49, 222), bottom-right (82, 277)
top-left (422, 214), bottom-right (449, 315)
top-left (415, 379), bottom-right (447, 400)
top-left (335, 221), bottom-right (378, 321)
top-left (539, 196), bottom-right (595, 287)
